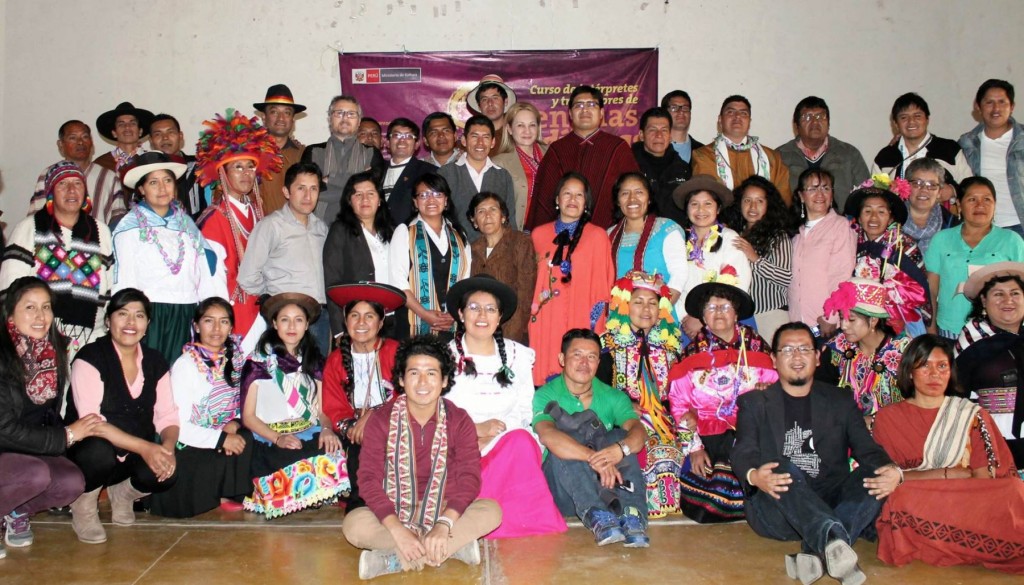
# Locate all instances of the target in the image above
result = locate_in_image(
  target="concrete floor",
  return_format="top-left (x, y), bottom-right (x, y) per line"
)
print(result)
top-left (2, 505), bottom-right (1019, 585)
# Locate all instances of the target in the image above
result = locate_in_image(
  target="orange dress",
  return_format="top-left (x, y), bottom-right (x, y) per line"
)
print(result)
top-left (528, 222), bottom-right (614, 386)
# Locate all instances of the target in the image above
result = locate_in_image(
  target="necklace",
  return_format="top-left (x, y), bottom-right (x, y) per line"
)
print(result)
top-left (569, 386), bottom-right (593, 398)
top-left (135, 207), bottom-right (187, 274)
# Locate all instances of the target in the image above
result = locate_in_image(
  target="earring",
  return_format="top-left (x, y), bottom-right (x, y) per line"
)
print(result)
top-left (554, 203), bottom-right (560, 211)
top-left (800, 202), bottom-right (806, 219)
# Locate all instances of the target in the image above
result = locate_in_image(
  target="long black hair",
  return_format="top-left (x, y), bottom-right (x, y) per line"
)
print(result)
top-left (256, 301), bottom-right (324, 373)
top-left (0, 277), bottom-right (69, 393)
top-left (452, 290), bottom-right (513, 388)
top-left (411, 173), bottom-right (468, 241)
top-left (192, 297), bottom-right (240, 386)
top-left (337, 299), bottom-right (387, 397)
top-left (725, 175), bottom-right (798, 256)
top-left (678, 187), bottom-right (725, 254)
top-left (553, 171), bottom-right (592, 284)
top-left (335, 170), bottom-right (395, 241)
top-left (968, 274), bottom-right (1024, 321)
top-left (896, 334), bottom-right (959, 399)
top-left (610, 172), bottom-right (659, 222)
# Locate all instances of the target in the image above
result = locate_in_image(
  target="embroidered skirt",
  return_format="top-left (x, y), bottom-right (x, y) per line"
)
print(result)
top-left (245, 436), bottom-right (350, 519)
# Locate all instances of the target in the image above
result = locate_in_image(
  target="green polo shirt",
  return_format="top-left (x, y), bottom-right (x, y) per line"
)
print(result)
top-left (532, 374), bottom-right (638, 430)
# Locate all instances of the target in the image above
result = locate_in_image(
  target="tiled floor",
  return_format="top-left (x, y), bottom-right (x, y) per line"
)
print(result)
top-left (2, 505), bottom-right (1019, 584)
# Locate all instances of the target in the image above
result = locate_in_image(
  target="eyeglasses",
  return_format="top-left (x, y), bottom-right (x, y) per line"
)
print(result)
top-left (390, 132), bottom-right (416, 141)
top-left (667, 105), bottom-right (691, 114)
top-left (910, 179), bottom-right (941, 192)
top-left (416, 190), bottom-right (446, 200)
top-left (703, 303), bottom-right (734, 314)
top-left (465, 302), bottom-right (500, 315)
top-left (802, 185), bottom-right (833, 194)
top-left (571, 100), bottom-right (600, 111)
top-left (800, 113), bottom-right (827, 122)
top-left (776, 346), bottom-right (815, 357)
top-left (330, 110), bottom-right (359, 119)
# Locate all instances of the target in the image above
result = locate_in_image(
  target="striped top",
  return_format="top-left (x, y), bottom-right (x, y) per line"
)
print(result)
top-left (749, 235), bottom-right (792, 314)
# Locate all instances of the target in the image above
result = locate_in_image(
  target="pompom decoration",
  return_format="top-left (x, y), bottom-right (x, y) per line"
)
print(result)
top-left (195, 108), bottom-right (283, 188)
top-left (44, 160), bottom-right (92, 216)
top-left (857, 173), bottom-right (912, 201)
top-left (601, 271), bottom-right (682, 355)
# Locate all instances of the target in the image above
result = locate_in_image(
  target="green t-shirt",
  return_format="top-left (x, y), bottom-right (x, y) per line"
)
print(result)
top-left (532, 374), bottom-right (638, 430)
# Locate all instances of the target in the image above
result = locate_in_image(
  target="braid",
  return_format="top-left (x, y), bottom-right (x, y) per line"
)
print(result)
top-left (224, 336), bottom-right (238, 386)
top-left (561, 211), bottom-right (590, 284)
top-left (454, 326), bottom-right (477, 377)
top-left (494, 327), bottom-right (513, 387)
top-left (339, 334), bottom-right (356, 397)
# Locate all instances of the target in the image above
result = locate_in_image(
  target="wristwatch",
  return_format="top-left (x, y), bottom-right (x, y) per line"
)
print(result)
top-left (617, 440), bottom-right (631, 457)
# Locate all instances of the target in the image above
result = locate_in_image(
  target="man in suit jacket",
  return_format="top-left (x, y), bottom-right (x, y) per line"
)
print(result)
top-left (732, 322), bottom-right (902, 585)
top-left (381, 117), bottom-right (437, 225)
top-left (439, 115), bottom-right (516, 239)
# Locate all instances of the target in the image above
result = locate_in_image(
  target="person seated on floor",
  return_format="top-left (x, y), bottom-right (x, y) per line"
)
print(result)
top-left (873, 334), bottom-right (1024, 575)
top-left (445, 275), bottom-right (567, 538)
top-left (0, 278), bottom-right (101, 558)
top-left (66, 288), bottom-right (181, 544)
top-left (322, 282), bottom-right (404, 511)
top-left (342, 335), bottom-right (501, 580)
top-left (668, 281), bottom-right (777, 524)
top-left (149, 297), bottom-right (254, 518)
top-left (533, 328), bottom-right (649, 547)
top-left (732, 322), bottom-right (901, 585)
top-left (240, 293), bottom-right (349, 518)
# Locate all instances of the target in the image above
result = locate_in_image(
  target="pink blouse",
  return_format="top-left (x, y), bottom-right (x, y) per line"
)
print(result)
top-left (71, 346), bottom-right (179, 434)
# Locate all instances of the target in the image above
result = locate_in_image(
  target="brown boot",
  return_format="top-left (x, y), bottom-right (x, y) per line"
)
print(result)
top-left (107, 479), bottom-right (149, 526)
top-left (70, 488), bottom-right (106, 544)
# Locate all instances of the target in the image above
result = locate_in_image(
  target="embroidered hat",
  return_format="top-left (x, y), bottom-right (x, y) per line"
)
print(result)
top-left (603, 271), bottom-right (682, 354)
top-left (327, 281), bottom-right (406, 313)
top-left (44, 161), bottom-right (91, 215)
top-left (253, 84), bottom-right (307, 114)
top-left (467, 74), bottom-right (517, 114)
top-left (445, 274), bottom-right (519, 324)
top-left (684, 281), bottom-right (755, 320)
top-left (96, 101), bottom-right (155, 141)
top-left (963, 261), bottom-right (1024, 300)
top-left (672, 174), bottom-right (734, 211)
top-left (259, 292), bottom-right (321, 324)
top-left (823, 275), bottom-right (926, 334)
top-left (121, 151), bottom-right (188, 190)
top-left (195, 108), bottom-right (283, 188)
top-left (843, 186), bottom-right (909, 226)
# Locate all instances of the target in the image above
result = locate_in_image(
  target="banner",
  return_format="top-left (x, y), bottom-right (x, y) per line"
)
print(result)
top-left (338, 49), bottom-right (658, 148)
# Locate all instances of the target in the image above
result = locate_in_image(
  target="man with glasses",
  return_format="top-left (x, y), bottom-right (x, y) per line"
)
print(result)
top-left (302, 95), bottom-right (386, 222)
top-left (381, 117), bottom-right (437, 225)
top-left (661, 90), bottom-right (704, 163)
top-left (632, 107), bottom-right (691, 226)
top-left (439, 115), bottom-right (517, 238)
top-left (777, 97), bottom-right (869, 211)
top-left (959, 79), bottom-right (1024, 236)
top-left (733, 322), bottom-right (900, 585)
top-left (524, 85), bottom-right (639, 230)
top-left (422, 112), bottom-right (462, 168)
top-left (255, 84), bottom-right (307, 215)
top-left (693, 95), bottom-right (792, 206)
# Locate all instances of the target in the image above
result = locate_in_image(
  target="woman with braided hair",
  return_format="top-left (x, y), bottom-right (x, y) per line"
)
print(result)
top-left (445, 276), bottom-right (566, 539)
top-left (322, 282), bottom-right (404, 511)
top-left (528, 172), bottom-right (615, 385)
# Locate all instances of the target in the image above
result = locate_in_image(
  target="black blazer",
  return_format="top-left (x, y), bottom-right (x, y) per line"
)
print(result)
top-left (322, 222), bottom-right (381, 333)
top-left (386, 158), bottom-right (438, 226)
top-left (731, 381), bottom-right (892, 498)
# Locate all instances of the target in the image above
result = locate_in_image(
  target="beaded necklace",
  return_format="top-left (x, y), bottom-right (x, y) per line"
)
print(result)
top-left (135, 205), bottom-right (187, 274)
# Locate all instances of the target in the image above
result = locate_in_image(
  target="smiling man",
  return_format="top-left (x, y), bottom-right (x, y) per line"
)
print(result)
top-left (93, 101), bottom-right (153, 173)
top-left (381, 117), bottom-right (437, 225)
top-left (238, 162), bottom-right (330, 354)
top-left (255, 84), bottom-right (307, 215)
top-left (776, 97), bottom-right (869, 210)
top-left (439, 115), bottom-right (517, 238)
top-left (467, 75), bottom-right (517, 156)
top-left (692, 95), bottom-right (792, 206)
top-left (631, 107), bottom-right (691, 224)
top-left (959, 79), bottom-right (1024, 235)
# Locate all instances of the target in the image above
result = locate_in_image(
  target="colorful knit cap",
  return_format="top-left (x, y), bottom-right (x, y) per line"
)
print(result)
top-left (195, 108), bottom-right (283, 188)
top-left (823, 275), bottom-right (926, 335)
top-left (44, 161), bottom-right (92, 215)
top-left (603, 270), bottom-right (682, 354)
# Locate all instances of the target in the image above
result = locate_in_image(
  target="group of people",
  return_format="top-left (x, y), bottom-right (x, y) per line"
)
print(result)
top-left (1, 75), bottom-right (1023, 579)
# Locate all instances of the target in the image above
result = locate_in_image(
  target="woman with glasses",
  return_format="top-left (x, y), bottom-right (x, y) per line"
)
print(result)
top-left (388, 173), bottom-right (471, 341)
top-left (668, 282), bottom-right (775, 523)
top-left (789, 168), bottom-right (857, 339)
top-left (195, 109), bottom-right (282, 337)
top-left (902, 158), bottom-right (960, 254)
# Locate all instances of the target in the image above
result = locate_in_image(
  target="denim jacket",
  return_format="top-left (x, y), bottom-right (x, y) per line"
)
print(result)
top-left (958, 119), bottom-right (1024, 225)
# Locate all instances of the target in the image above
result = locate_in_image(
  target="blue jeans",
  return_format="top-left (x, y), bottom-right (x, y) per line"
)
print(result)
top-left (542, 428), bottom-right (647, 528)
top-left (744, 460), bottom-right (882, 554)
top-left (310, 305), bottom-right (331, 356)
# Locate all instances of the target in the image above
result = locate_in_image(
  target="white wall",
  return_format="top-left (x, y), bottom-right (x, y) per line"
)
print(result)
top-left (2, 0), bottom-right (1021, 232)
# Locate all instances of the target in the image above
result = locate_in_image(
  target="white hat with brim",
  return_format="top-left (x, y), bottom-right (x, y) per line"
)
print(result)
top-left (964, 262), bottom-right (1024, 300)
top-left (467, 74), bottom-right (517, 114)
top-left (121, 151), bottom-right (187, 190)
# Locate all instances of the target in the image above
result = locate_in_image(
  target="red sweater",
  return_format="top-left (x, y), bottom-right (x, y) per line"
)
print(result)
top-left (322, 338), bottom-right (399, 428)
top-left (360, 398), bottom-right (481, 522)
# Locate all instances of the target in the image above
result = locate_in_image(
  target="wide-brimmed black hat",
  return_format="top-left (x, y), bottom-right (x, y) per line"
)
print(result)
top-left (96, 102), bottom-right (155, 141)
top-left (260, 292), bottom-right (321, 324)
top-left (672, 174), bottom-right (734, 211)
top-left (253, 84), bottom-right (307, 114)
top-left (843, 187), bottom-right (908, 226)
top-left (445, 275), bottom-right (518, 324)
top-left (684, 282), bottom-right (755, 320)
top-left (327, 282), bottom-right (406, 312)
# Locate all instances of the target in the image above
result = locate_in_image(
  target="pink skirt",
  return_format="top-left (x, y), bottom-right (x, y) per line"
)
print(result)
top-left (478, 429), bottom-right (567, 539)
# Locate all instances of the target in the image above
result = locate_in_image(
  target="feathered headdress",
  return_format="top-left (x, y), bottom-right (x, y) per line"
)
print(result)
top-left (194, 108), bottom-right (282, 188)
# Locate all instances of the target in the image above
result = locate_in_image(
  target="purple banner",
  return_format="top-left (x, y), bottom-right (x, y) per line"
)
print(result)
top-left (338, 49), bottom-right (658, 149)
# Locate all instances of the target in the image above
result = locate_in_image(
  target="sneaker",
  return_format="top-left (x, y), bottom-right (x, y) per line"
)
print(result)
top-left (785, 553), bottom-right (824, 585)
top-left (4, 511), bottom-right (33, 548)
top-left (583, 508), bottom-right (625, 546)
top-left (451, 539), bottom-right (481, 565)
top-left (619, 506), bottom-right (650, 548)
top-left (823, 540), bottom-right (866, 585)
top-left (358, 549), bottom-right (403, 580)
